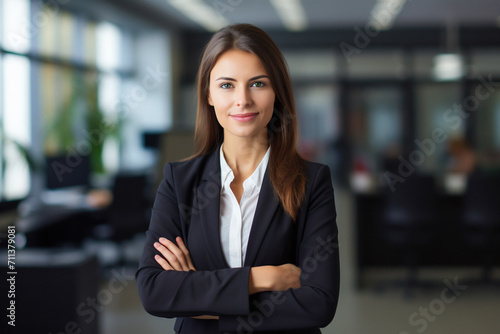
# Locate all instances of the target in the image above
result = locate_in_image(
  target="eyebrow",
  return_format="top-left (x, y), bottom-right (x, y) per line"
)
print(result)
top-left (215, 75), bottom-right (269, 82)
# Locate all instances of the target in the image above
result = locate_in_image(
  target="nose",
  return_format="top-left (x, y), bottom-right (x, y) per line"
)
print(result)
top-left (235, 86), bottom-right (251, 108)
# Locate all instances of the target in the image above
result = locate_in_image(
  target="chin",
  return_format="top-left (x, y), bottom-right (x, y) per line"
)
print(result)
top-left (227, 128), bottom-right (266, 140)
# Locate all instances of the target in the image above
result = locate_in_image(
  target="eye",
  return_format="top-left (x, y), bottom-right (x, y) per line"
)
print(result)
top-left (252, 81), bottom-right (265, 88)
top-left (220, 82), bottom-right (233, 89)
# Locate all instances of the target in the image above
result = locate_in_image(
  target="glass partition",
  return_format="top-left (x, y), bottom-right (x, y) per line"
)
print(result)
top-left (415, 82), bottom-right (463, 173)
top-left (347, 85), bottom-right (403, 174)
top-left (295, 84), bottom-right (340, 174)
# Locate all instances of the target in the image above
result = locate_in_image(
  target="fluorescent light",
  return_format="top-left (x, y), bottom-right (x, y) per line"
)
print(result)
top-left (270, 0), bottom-right (307, 31)
top-left (369, 0), bottom-right (407, 30)
top-left (432, 53), bottom-right (464, 81)
top-left (166, 0), bottom-right (229, 32)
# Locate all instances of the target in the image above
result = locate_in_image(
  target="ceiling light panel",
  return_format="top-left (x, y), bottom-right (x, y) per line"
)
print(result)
top-left (369, 0), bottom-right (407, 30)
top-left (166, 0), bottom-right (229, 31)
top-left (270, 0), bottom-right (308, 31)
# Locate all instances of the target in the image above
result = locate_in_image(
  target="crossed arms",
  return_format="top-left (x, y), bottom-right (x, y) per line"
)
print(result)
top-left (136, 162), bottom-right (340, 332)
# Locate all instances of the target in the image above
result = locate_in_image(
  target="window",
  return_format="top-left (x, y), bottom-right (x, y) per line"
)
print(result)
top-left (0, 1), bottom-right (135, 200)
top-left (1, 0), bottom-right (31, 54)
top-left (2, 55), bottom-right (31, 199)
top-left (0, 0), bottom-right (31, 200)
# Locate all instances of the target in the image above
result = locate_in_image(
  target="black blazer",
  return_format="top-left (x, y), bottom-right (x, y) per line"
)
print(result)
top-left (136, 147), bottom-right (340, 334)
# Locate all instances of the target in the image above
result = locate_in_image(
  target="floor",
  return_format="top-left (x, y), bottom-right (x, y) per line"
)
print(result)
top-left (100, 188), bottom-right (500, 334)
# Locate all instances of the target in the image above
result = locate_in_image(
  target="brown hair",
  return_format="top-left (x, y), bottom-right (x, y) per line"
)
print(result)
top-left (193, 23), bottom-right (306, 221)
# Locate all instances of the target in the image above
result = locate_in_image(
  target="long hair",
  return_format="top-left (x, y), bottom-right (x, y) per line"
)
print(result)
top-left (193, 23), bottom-right (306, 221)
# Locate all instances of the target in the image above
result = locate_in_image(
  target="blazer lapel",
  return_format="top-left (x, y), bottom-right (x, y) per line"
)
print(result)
top-left (196, 148), bottom-right (229, 269)
top-left (244, 168), bottom-right (280, 266)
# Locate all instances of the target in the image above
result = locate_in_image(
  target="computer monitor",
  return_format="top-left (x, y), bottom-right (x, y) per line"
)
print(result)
top-left (45, 154), bottom-right (91, 190)
top-left (142, 131), bottom-right (164, 149)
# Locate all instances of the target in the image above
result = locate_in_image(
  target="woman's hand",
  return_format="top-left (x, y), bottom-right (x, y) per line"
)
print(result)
top-left (154, 238), bottom-right (217, 320)
top-left (249, 263), bottom-right (301, 294)
top-left (154, 236), bottom-right (196, 271)
top-left (274, 263), bottom-right (301, 291)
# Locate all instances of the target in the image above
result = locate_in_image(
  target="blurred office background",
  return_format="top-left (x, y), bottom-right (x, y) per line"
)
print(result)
top-left (0, 0), bottom-right (499, 333)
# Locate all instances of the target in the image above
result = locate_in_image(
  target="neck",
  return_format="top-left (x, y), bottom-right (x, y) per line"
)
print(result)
top-left (222, 134), bottom-right (268, 179)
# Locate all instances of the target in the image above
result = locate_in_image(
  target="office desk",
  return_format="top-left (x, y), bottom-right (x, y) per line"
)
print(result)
top-left (17, 190), bottom-right (110, 247)
top-left (354, 192), bottom-right (499, 288)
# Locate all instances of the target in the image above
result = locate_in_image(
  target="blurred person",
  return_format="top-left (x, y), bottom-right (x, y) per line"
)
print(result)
top-left (136, 24), bottom-right (340, 333)
top-left (447, 137), bottom-right (477, 175)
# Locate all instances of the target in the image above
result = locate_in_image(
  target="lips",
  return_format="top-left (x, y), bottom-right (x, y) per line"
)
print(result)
top-left (230, 113), bottom-right (258, 122)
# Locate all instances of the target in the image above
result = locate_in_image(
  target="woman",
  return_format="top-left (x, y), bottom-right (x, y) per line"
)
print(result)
top-left (136, 24), bottom-right (340, 334)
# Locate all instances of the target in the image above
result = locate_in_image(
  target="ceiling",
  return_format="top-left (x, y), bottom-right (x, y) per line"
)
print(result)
top-left (97, 0), bottom-right (500, 32)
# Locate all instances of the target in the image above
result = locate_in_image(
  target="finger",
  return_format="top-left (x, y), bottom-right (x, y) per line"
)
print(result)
top-left (281, 264), bottom-right (301, 290)
top-left (293, 266), bottom-right (302, 289)
top-left (159, 238), bottom-right (190, 271)
top-left (176, 237), bottom-right (196, 271)
top-left (154, 241), bottom-right (183, 271)
top-left (154, 254), bottom-right (173, 271)
top-left (159, 237), bottom-right (188, 270)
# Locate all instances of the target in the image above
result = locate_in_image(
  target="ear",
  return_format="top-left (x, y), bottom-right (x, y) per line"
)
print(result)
top-left (208, 93), bottom-right (213, 106)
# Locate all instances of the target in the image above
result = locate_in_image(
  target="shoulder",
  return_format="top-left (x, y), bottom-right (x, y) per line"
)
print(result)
top-left (164, 153), bottom-right (211, 174)
top-left (303, 160), bottom-right (332, 184)
top-left (301, 160), bottom-right (334, 203)
top-left (162, 149), bottom-right (220, 187)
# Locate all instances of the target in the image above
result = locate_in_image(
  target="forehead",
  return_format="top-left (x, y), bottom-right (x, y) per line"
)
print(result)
top-left (211, 49), bottom-right (268, 78)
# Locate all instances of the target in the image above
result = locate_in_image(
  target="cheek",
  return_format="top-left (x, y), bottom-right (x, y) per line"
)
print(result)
top-left (260, 93), bottom-right (276, 118)
top-left (213, 106), bottom-right (229, 128)
top-left (210, 92), bottom-right (232, 111)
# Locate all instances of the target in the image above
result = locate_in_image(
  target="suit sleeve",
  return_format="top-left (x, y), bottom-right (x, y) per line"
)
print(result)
top-left (219, 164), bottom-right (340, 332)
top-left (136, 163), bottom-right (251, 318)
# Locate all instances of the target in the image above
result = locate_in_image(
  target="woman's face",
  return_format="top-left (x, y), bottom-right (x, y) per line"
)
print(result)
top-left (208, 49), bottom-right (275, 143)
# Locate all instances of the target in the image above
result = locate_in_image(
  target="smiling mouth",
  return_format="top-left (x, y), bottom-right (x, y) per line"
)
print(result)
top-left (230, 113), bottom-right (258, 122)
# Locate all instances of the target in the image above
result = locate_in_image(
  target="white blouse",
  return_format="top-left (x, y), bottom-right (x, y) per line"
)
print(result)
top-left (219, 145), bottom-right (271, 268)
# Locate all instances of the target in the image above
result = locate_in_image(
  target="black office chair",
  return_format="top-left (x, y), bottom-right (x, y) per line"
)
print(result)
top-left (461, 174), bottom-right (500, 283)
top-left (92, 173), bottom-right (152, 265)
top-left (380, 174), bottom-right (439, 294)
